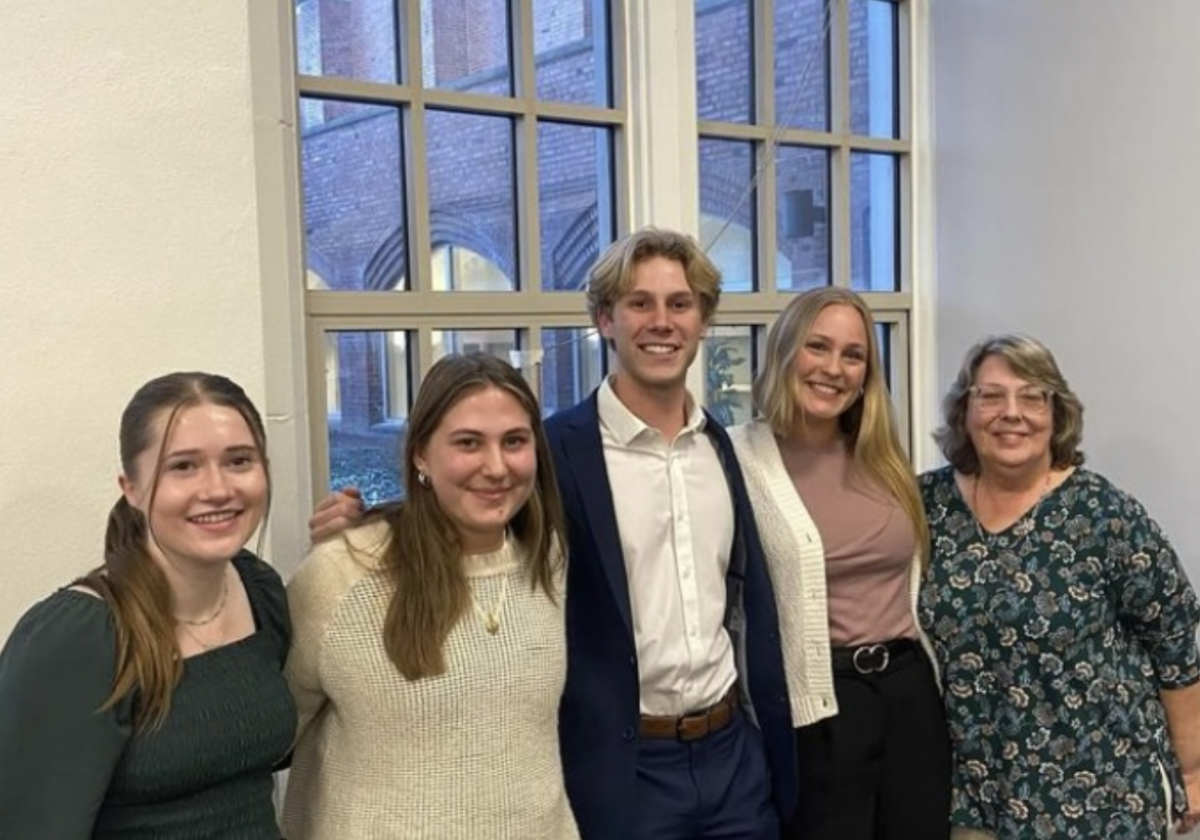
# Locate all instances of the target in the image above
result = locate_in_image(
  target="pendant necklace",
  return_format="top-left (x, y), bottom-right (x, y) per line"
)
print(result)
top-left (470, 573), bottom-right (509, 635)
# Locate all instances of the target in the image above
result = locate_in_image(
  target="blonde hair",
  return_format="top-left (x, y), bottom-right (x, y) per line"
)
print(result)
top-left (753, 288), bottom-right (929, 566)
top-left (934, 333), bottom-right (1085, 474)
top-left (585, 227), bottom-right (721, 326)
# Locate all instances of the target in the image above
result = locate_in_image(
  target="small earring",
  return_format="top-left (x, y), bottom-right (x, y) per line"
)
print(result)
top-left (417, 470), bottom-right (430, 488)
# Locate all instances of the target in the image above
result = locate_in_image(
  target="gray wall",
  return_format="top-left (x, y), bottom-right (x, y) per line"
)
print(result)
top-left (930, 0), bottom-right (1200, 572)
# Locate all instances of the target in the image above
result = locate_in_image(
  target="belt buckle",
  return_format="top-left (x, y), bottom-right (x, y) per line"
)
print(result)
top-left (851, 643), bottom-right (890, 675)
top-left (677, 711), bottom-right (707, 741)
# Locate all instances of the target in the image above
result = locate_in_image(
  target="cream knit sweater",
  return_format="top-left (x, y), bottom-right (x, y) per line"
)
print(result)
top-left (283, 521), bottom-right (578, 840)
top-left (728, 420), bottom-right (930, 728)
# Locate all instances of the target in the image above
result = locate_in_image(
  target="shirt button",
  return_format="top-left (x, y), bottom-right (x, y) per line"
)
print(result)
top-left (622, 726), bottom-right (635, 742)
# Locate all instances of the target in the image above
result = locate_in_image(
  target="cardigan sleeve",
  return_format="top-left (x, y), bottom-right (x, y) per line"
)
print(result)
top-left (0, 590), bottom-right (133, 839)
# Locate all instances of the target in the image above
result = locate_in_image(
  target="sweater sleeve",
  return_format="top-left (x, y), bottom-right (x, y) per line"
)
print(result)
top-left (0, 590), bottom-right (132, 839)
top-left (285, 523), bottom-right (388, 740)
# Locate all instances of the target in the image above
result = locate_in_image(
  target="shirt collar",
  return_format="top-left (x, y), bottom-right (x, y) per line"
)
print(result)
top-left (597, 376), bottom-right (707, 445)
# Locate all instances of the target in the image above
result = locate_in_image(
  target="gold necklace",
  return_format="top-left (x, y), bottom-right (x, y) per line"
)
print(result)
top-left (174, 576), bottom-right (229, 627)
top-left (178, 622), bottom-right (221, 651)
top-left (469, 573), bottom-right (509, 635)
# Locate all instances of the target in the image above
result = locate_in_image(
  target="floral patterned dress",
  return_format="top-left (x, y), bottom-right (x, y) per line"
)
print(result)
top-left (919, 466), bottom-right (1200, 840)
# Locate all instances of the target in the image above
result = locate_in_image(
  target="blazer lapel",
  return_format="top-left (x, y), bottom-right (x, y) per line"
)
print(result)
top-left (558, 400), bottom-right (635, 639)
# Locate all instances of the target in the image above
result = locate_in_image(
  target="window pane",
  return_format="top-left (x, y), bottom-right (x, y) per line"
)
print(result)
top-left (695, 0), bottom-right (753, 124)
top-left (776, 146), bottom-right (830, 291)
top-left (295, 0), bottom-right (398, 85)
top-left (540, 327), bottom-right (606, 416)
top-left (431, 329), bottom-right (518, 363)
top-left (431, 245), bottom-right (511, 292)
top-left (699, 138), bottom-right (757, 293)
top-left (850, 152), bottom-right (899, 292)
top-left (420, 0), bottom-right (511, 95)
top-left (301, 100), bottom-right (407, 291)
top-left (875, 321), bottom-right (893, 393)
top-left (538, 122), bottom-right (615, 291)
top-left (704, 326), bottom-right (755, 427)
top-left (427, 111), bottom-right (517, 291)
top-left (326, 330), bottom-right (410, 506)
top-left (849, 0), bottom-right (898, 138)
top-left (775, 0), bottom-right (829, 131)
top-left (534, 0), bottom-right (612, 106)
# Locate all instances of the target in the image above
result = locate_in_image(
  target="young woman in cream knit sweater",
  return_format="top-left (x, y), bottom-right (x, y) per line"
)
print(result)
top-left (283, 354), bottom-right (577, 840)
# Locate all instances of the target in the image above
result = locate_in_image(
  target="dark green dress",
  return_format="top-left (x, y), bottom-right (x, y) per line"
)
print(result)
top-left (920, 467), bottom-right (1200, 840)
top-left (0, 551), bottom-right (295, 839)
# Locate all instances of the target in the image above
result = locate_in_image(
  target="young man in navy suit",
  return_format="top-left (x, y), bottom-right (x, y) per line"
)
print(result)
top-left (308, 227), bottom-right (796, 839)
top-left (545, 227), bottom-right (795, 840)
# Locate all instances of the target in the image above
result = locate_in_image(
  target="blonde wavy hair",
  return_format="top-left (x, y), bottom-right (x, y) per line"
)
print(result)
top-left (753, 287), bottom-right (929, 566)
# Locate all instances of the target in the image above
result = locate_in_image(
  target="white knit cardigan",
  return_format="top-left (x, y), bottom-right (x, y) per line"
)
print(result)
top-left (728, 420), bottom-right (934, 728)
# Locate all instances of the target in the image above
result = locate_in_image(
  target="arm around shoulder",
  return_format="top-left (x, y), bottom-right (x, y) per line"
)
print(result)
top-left (0, 590), bottom-right (132, 839)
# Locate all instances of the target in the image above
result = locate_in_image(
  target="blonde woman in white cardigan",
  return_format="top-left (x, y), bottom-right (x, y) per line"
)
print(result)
top-left (727, 287), bottom-right (949, 840)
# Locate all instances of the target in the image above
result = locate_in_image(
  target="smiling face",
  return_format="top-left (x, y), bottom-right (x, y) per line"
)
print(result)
top-left (413, 385), bottom-right (537, 553)
top-left (120, 402), bottom-right (268, 570)
top-left (966, 354), bottom-right (1054, 475)
top-left (597, 255), bottom-right (707, 402)
top-left (791, 303), bottom-right (869, 433)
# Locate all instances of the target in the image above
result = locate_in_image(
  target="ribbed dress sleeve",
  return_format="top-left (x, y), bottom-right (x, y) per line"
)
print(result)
top-left (235, 549), bottom-right (292, 666)
top-left (0, 590), bottom-right (132, 839)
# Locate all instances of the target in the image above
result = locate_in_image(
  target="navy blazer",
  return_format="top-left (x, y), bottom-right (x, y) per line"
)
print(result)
top-left (545, 392), bottom-right (798, 840)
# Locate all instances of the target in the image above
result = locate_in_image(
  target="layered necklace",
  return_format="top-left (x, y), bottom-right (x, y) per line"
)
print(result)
top-left (175, 576), bottom-right (230, 651)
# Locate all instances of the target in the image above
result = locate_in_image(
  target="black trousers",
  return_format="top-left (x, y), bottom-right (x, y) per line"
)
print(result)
top-left (783, 640), bottom-right (951, 840)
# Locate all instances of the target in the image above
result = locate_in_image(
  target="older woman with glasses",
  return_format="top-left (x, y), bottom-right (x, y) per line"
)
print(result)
top-left (921, 334), bottom-right (1200, 840)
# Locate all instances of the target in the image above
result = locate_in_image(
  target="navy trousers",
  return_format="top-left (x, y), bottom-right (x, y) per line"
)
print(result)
top-left (631, 709), bottom-right (778, 840)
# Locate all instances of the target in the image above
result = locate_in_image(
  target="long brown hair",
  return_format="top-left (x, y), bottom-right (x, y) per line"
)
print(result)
top-left (367, 354), bottom-right (566, 680)
top-left (81, 373), bottom-right (270, 730)
top-left (753, 288), bottom-right (930, 566)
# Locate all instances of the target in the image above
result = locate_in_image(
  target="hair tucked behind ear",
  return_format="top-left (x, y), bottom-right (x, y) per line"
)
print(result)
top-left (78, 372), bottom-right (269, 730)
top-left (370, 354), bottom-right (566, 681)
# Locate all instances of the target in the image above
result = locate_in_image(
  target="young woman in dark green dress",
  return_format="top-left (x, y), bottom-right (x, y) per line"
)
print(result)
top-left (0, 373), bottom-right (295, 839)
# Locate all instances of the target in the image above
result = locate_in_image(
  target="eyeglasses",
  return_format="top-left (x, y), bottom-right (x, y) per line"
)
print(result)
top-left (968, 385), bottom-right (1054, 416)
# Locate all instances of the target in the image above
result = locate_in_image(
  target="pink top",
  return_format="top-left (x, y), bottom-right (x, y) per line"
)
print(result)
top-left (789, 440), bottom-right (917, 646)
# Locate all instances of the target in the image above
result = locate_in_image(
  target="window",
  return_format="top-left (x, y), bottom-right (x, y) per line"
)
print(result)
top-left (696, 0), bottom-right (914, 446)
top-left (294, 0), bottom-right (619, 503)
top-left (290, 0), bottom-right (916, 504)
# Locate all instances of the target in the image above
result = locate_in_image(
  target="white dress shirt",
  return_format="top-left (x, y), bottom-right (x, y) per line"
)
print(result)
top-left (597, 378), bottom-right (737, 716)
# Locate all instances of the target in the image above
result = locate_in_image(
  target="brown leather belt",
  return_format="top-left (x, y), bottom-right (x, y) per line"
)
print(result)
top-left (638, 686), bottom-right (738, 742)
